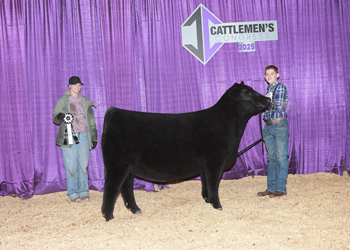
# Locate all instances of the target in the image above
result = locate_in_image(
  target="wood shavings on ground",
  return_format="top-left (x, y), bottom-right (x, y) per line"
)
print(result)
top-left (1, 172), bottom-right (350, 249)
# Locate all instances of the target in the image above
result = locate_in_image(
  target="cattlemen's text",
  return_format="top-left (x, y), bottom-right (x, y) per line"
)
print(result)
top-left (211, 23), bottom-right (275, 35)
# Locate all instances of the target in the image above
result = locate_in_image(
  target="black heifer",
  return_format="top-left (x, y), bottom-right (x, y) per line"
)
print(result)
top-left (101, 81), bottom-right (270, 221)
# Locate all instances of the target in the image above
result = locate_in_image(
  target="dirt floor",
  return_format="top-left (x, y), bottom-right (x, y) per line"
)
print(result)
top-left (1, 172), bottom-right (350, 250)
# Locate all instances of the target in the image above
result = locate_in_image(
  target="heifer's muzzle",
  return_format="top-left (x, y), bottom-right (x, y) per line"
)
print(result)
top-left (254, 97), bottom-right (271, 111)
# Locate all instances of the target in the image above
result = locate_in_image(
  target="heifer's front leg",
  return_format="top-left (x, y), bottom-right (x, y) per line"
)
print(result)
top-left (121, 173), bottom-right (141, 214)
top-left (204, 167), bottom-right (223, 211)
top-left (102, 168), bottom-right (129, 222)
top-left (200, 172), bottom-right (208, 202)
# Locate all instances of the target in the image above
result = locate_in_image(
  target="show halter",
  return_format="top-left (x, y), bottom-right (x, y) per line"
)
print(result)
top-left (237, 111), bottom-right (264, 157)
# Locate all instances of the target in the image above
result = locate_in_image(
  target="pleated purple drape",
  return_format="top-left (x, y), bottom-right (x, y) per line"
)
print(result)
top-left (0, 0), bottom-right (349, 199)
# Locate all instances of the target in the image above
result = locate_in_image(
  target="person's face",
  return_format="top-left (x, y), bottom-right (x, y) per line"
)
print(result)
top-left (264, 69), bottom-right (279, 85)
top-left (69, 83), bottom-right (82, 94)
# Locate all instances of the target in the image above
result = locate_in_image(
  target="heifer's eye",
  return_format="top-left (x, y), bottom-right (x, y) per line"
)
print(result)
top-left (244, 90), bottom-right (252, 96)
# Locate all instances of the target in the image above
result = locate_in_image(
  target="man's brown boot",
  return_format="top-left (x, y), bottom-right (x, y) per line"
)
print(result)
top-left (257, 190), bottom-right (274, 197)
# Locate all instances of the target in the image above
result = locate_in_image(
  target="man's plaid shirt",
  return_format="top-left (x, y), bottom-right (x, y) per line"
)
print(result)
top-left (263, 82), bottom-right (288, 120)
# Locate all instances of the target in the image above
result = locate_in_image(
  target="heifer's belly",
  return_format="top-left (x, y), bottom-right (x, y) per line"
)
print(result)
top-left (131, 157), bottom-right (201, 182)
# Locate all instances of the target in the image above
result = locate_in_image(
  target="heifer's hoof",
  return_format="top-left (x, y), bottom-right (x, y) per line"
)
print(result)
top-left (211, 202), bottom-right (222, 211)
top-left (103, 213), bottom-right (114, 222)
top-left (129, 208), bottom-right (142, 214)
top-left (134, 210), bottom-right (142, 215)
top-left (127, 205), bottom-right (142, 214)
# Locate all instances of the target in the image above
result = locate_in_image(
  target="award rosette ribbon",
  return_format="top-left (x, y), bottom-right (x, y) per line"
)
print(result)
top-left (63, 113), bottom-right (79, 145)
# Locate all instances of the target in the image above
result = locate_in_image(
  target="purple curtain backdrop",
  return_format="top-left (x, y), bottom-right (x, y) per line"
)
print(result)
top-left (0, 0), bottom-right (349, 199)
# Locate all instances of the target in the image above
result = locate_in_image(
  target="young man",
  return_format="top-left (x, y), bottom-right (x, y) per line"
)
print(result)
top-left (257, 65), bottom-right (290, 198)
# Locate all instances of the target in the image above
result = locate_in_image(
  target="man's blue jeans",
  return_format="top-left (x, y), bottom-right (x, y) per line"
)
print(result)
top-left (60, 132), bottom-right (90, 200)
top-left (263, 118), bottom-right (290, 194)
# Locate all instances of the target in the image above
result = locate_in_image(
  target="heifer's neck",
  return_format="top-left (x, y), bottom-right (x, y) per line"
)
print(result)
top-left (229, 101), bottom-right (255, 124)
top-left (218, 99), bottom-right (256, 141)
top-left (214, 93), bottom-right (258, 134)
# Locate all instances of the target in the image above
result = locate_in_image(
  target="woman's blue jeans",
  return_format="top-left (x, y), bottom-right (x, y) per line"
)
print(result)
top-left (263, 118), bottom-right (290, 194)
top-left (60, 132), bottom-right (90, 200)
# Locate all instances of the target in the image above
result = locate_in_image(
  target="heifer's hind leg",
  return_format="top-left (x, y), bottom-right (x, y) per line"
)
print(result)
top-left (101, 167), bottom-right (129, 221)
top-left (121, 173), bottom-right (141, 214)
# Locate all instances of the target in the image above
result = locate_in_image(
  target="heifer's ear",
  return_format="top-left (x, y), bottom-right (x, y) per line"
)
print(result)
top-left (240, 81), bottom-right (245, 85)
top-left (228, 84), bottom-right (240, 99)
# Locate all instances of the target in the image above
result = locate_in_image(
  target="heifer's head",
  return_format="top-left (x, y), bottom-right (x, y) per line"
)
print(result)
top-left (224, 81), bottom-right (271, 116)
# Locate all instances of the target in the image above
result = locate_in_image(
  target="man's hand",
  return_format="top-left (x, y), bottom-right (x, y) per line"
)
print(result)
top-left (57, 113), bottom-right (65, 121)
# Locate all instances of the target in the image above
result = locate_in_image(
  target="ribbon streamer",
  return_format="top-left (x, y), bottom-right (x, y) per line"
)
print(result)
top-left (63, 113), bottom-right (79, 145)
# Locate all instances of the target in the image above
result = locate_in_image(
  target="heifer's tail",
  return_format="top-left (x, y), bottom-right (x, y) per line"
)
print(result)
top-left (103, 107), bottom-right (117, 125)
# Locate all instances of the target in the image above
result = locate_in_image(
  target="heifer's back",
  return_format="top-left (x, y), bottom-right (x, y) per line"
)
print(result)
top-left (101, 82), bottom-right (270, 221)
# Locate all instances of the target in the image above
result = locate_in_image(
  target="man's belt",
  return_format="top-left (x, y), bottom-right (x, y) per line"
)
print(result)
top-left (264, 119), bottom-right (273, 125)
top-left (264, 117), bottom-right (285, 125)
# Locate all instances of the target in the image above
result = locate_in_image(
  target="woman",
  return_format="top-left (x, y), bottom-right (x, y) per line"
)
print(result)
top-left (53, 76), bottom-right (98, 202)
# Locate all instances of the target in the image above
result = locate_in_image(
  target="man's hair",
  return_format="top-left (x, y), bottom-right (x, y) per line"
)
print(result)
top-left (265, 65), bottom-right (278, 73)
